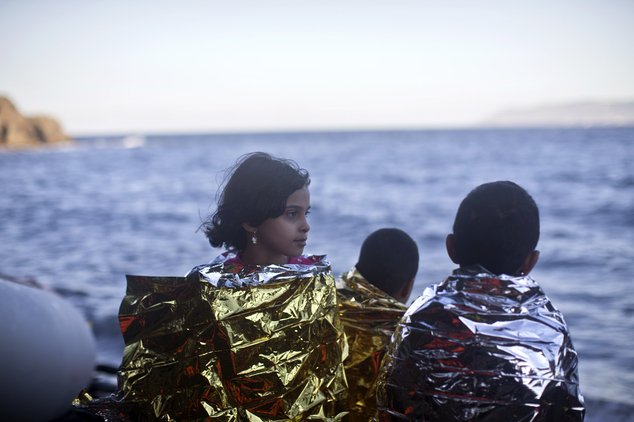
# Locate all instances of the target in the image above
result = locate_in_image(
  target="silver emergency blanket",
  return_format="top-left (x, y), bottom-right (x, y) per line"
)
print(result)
top-left (189, 252), bottom-right (324, 287)
top-left (376, 266), bottom-right (585, 422)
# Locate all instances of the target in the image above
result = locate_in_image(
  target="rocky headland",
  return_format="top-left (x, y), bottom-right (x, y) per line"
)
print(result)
top-left (0, 96), bottom-right (72, 150)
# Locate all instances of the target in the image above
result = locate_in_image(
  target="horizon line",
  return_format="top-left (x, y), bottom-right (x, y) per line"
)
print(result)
top-left (70, 123), bottom-right (634, 139)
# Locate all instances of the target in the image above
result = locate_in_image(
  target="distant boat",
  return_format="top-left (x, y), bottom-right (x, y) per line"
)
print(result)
top-left (122, 135), bottom-right (146, 148)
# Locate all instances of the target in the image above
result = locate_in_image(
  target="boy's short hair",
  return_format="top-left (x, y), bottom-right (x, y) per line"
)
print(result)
top-left (453, 181), bottom-right (539, 275)
top-left (356, 228), bottom-right (419, 296)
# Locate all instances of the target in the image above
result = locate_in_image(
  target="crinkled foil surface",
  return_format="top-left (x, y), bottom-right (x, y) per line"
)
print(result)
top-left (336, 268), bottom-right (408, 422)
top-left (376, 266), bottom-right (585, 422)
top-left (113, 254), bottom-right (348, 422)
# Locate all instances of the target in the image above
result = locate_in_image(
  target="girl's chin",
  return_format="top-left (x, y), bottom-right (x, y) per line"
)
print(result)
top-left (289, 249), bottom-right (304, 258)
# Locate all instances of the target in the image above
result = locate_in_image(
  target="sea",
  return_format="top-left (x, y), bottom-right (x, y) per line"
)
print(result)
top-left (1, 128), bottom-right (633, 421)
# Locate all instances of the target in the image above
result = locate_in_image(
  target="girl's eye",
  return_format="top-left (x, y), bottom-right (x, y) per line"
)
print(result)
top-left (287, 211), bottom-right (297, 217)
top-left (305, 211), bottom-right (311, 217)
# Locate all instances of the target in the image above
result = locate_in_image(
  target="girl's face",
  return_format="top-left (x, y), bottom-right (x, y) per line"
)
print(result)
top-left (242, 186), bottom-right (311, 265)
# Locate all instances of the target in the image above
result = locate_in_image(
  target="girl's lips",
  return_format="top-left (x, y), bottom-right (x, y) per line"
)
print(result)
top-left (295, 239), bottom-right (307, 246)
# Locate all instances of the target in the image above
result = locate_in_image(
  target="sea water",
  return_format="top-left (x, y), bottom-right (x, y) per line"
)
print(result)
top-left (1, 128), bottom-right (633, 420)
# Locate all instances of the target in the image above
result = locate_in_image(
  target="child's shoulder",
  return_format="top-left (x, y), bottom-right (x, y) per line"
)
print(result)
top-left (408, 269), bottom-right (561, 322)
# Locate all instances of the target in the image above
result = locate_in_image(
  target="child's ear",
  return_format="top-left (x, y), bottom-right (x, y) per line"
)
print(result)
top-left (242, 222), bottom-right (257, 233)
top-left (402, 277), bottom-right (415, 304)
top-left (392, 277), bottom-right (415, 304)
top-left (517, 250), bottom-right (540, 276)
top-left (446, 234), bottom-right (460, 265)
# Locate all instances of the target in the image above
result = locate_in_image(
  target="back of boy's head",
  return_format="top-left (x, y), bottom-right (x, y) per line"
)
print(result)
top-left (452, 181), bottom-right (539, 276)
top-left (356, 228), bottom-right (419, 297)
top-left (204, 152), bottom-right (310, 251)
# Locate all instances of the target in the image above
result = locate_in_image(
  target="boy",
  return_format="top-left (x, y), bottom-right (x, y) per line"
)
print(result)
top-left (377, 181), bottom-right (585, 421)
top-left (337, 228), bottom-right (419, 422)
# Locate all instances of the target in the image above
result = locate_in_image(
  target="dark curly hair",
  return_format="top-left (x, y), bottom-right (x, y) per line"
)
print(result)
top-left (203, 152), bottom-right (311, 251)
top-left (452, 181), bottom-right (540, 276)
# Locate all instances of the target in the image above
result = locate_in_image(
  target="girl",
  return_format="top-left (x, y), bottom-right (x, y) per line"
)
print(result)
top-left (202, 151), bottom-right (314, 267)
top-left (113, 152), bottom-right (348, 422)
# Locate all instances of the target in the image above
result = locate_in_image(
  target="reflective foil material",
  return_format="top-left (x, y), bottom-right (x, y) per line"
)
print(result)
top-left (336, 268), bottom-right (408, 422)
top-left (376, 266), bottom-right (585, 422)
top-left (74, 390), bottom-right (131, 422)
top-left (117, 254), bottom-right (349, 422)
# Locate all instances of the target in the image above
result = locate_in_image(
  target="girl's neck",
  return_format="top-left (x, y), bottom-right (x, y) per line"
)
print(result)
top-left (240, 246), bottom-right (290, 266)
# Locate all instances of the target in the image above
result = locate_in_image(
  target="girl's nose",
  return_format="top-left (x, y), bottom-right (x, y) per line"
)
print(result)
top-left (302, 219), bottom-right (310, 233)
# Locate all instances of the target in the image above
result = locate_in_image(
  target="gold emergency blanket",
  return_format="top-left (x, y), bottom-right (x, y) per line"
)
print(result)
top-left (376, 266), bottom-right (585, 422)
top-left (336, 268), bottom-right (408, 422)
top-left (117, 254), bottom-right (348, 422)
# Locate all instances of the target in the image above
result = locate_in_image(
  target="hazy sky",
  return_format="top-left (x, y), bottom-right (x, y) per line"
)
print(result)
top-left (1, 0), bottom-right (633, 135)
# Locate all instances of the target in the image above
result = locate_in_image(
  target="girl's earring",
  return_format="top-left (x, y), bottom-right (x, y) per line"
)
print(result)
top-left (252, 231), bottom-right (257, 245)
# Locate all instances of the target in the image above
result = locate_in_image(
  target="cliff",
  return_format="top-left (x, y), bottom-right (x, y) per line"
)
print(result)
top-left (0, 97), bottom-right (72, 149)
